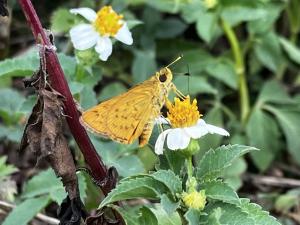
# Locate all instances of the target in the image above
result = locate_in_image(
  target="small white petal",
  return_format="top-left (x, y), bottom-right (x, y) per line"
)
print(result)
top-left (184, 119), bottom-right (209, 139)
top-left (70, 8), bottom-right (97, 22)
top-left (154, 116), bottom-right (170, 125)
top-left (167, 128), bottom-right (191, 150)
top-left (115, 23), bottom-right (133, 45)
top-left (155, 129), bottom-right (172, 155)
top-left (206, 124), bottom-right (230, 136)
top-left (70, 24), bottom-right (98, 50)
top-left (95, 37), bottom-right (113, 61)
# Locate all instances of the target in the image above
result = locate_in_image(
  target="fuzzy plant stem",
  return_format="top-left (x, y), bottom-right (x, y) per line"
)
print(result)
top-left (19, 0), bottom-right (112, 195)
top-left (221, 19), bottom-right (250, 125)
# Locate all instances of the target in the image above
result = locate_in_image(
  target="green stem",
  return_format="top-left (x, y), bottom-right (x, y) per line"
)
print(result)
top-left (187, 156), bottom-right (193, 179)
top-left (221, 19), bottom-right (250, 125)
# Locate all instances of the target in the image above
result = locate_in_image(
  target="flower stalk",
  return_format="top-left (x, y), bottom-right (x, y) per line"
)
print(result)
top-left (19, 0), bottom-right (113, 195)
top-left (221, 19), bottom-right (250, 125)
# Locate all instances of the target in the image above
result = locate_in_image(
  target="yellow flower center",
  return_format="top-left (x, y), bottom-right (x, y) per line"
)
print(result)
top-left (166, 96), bottom-right (201, 128)
top-left (182, 190), bottom-right (206, 210)
top-left (93, 6), bottom-right (123, 37)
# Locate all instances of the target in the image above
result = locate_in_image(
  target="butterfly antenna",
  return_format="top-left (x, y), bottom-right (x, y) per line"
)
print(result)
top-left (166, 55), bottom-right (183, 68)
top-left (186, 64), bottom-right (190, 94)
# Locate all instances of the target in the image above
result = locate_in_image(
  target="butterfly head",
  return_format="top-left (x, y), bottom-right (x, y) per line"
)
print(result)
top-left (156, 67), bottom-right (173, 85)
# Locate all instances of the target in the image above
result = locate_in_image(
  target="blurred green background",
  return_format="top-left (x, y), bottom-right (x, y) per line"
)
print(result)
top-left (0, 0), bottom-right (300, 224)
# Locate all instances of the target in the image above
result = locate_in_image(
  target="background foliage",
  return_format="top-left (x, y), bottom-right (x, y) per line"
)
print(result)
top-left (0, 0), bottom-right (300, 224)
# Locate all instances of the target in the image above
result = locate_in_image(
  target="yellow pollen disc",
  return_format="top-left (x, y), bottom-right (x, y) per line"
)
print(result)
top-left (166, 96), bottom-right (201, 128)
top-left (93, 6), bottom-right (124, 37)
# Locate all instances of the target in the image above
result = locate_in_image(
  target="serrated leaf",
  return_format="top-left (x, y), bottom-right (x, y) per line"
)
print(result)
top-left (0, 49), bottom-right (39, 78)
top-left (51, 8), bottom-right (77, 33)
top-left (196, 145), bottom-right (258, 180)
top-left (241, 199), bottom-right (281, 225)
top-left (132, 50), bottom-right (157, 84)
top-left (266, 106), bottom-right (300, 165)
top-left (207, 207), bottom-right (222, 225)
top-left (3, 196), bottom-right (50, 225)
top-left (111, 205), bottom-right (140, 225)
top-left (112, 155), bottom-right (145, 177)
top-left (151, 170), bottom-right (182, 194)
top-left (258, 80), bottom-right (293, 105)
top-left (196, 10), bottom-right (221, 43)
top-left (254, 32), bottom-right (283, 72)
top-left (160, 194), bottom-right (180, 214)
top-left (155, 18), bottom-right (187, 38)
top-left (99, 176), bottom-right (169, 207)
top-left (246, 108), bottom-right (280, 171)
top-left (22, 169), bottom-right (65, 199)
top-left (202, 180), bottom-right (240, 205)
top-left (203, 202), bottom-right (254, 225)
top-left (150, 205), bottom-right (182, 225)
top-left (139, 206), bottom-right (158, 225)
top-left (279, 37), bottom-right (300, 65)
top-left (184, 208), bottom-right (201, 225)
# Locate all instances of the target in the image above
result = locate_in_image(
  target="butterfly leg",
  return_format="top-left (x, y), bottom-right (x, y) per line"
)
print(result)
top-left (170, 83), bottom-right (186, 99)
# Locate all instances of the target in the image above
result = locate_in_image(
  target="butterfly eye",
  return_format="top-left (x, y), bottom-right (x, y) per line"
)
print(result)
top-left (159, 74), bottom-right (167, 82)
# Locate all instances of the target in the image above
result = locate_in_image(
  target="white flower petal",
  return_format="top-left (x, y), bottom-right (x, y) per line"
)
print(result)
top-left (167, 128), bottom-right (191, 150)
top-left (95, 37), bottom-right (113, 61)
top-left (155, 129), bottom-right (172, 155)
top-left (154, 116), bottom-right (170, 125)
top-left (70, 24), bottom-right (98, 50)
top-left (70, 8), bottom-right (97, 22)
top-left (184, 119), bottom-right (209, 139)
top-left (115, 23), bottom-right (133, 45)
top-left (206, 124), bottom-right (230, 136)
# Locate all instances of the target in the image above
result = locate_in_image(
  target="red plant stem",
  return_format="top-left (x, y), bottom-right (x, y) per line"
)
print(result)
top-left (19, 0), bottom-right (111, 195)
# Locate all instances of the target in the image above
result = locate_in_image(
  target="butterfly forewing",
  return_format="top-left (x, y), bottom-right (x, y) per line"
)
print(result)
top-left (81, 78), bottom-right (164, 145)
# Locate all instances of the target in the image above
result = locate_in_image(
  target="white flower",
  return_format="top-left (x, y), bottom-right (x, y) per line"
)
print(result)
top-left (155, 119), bottom-right (229, 155)
top-left (154, 96), bottom-right (229, 155)
top-left (69, 6), bottom-right (133, 61)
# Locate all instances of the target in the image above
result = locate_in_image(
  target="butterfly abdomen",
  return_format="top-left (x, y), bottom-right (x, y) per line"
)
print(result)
top-left (138, 121), bottom-right (154, 147)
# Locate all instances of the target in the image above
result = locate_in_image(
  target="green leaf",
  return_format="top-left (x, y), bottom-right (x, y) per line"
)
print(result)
top-left (150, 170), bottom-right (182, 194)
top-left (247, 3), bottom-right (283, 34)
top-left (266, 106), bottom-right (300, 165)
top-left (241, 199), bottom-right (281, 225)
top-left (246, 108), bottom-right (280, 171)
top-left (157, 149), bottom-right (185, 175)
top-left (139, 206), bottom-right (159, 225)
top-left (196, 145), bottom-right (258, 180)
top-left (279, 37), bottom-right (300, 65)
top-left (254, 32), bottom-right (283, 72)
top-left (0, 48), bottom-right (39, 78)
top-left (112, 155), bottom-right (145, 177)
top-left (150, 205), bottom-right (182, 225)
top-left (173, 76), bottom-right (217, 96)
top-left (155, 18), bottom-right (187, 38)
top-left (221, 5), bottom-right (267, 26)
top-left (184, 209), bottom-right (201, 225)
top-left (146, 0), bottom-right (183, 13)
top-left (202, 180), bottom-right (240, 205)
top-left (0, 125), bottom-right (23, 142)
top-left (0, 156), bottom-right (18, 179)
top-left (132, 50), bottom-right (157, 84)
top-left (99, 176), bottom-right (169, 207)
top-left (160, 194), bottom-right (180, 214)
top-left (223, 158), bottom-right (247, 190)
top-left (207, 207), bottom-right (222, 225)
top-left (258, 80), bottom-right (293, 105)
top-left (98, 82), bottom-right (127, 101)
top-left (181, 0), bottom-right (204, 23)
top-left (202, 202), bottom-right (254, 225)
top-left (3, 196), bottom-right (50, 225)
top-left (80, 86), bottom-right (98, 109)
top-left (196, 10), bottom-right (221, 43)
top-left (51, 8), bottom-right (77, 33)
top-left (110, 205), bottom-right (140, 225)
top-left (22, 169), bottom-right (65, 201)
top-left (205, 58), bottom-right (237, 89)
top-left (0, 89), bottom-right (26, 124)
